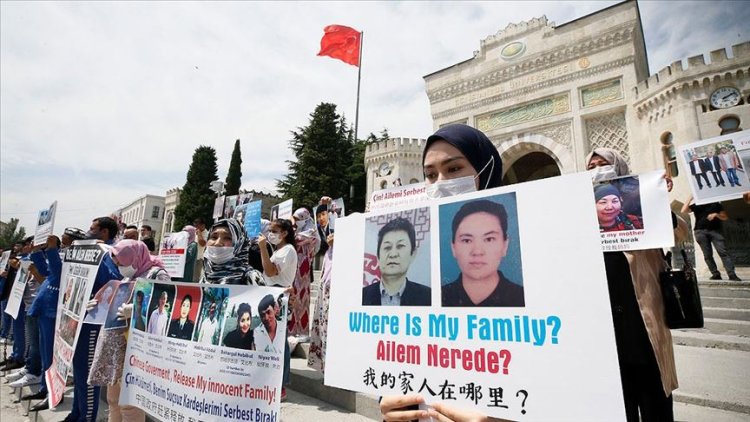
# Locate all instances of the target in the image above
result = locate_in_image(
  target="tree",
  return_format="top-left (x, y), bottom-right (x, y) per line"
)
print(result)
top-left (0, 218), bottom-right (26, 249)
top-left (224, 139), bottom-right (243, 196)
top-left (174, 146), bottom-right (219, 229)
top-left (277, 103), bottom-right (354, 209)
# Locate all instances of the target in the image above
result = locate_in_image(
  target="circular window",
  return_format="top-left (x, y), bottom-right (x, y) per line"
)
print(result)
top-left (719, 116), bottom-right (741, 135)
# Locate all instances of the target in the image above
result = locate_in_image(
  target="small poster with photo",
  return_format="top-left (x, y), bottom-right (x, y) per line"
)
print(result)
top-left (34, 200), bottom-right (57, 245)
top-left (678, 129), bottom-right (750, 205)
top-left (592, 170), bottom-right (674, 251)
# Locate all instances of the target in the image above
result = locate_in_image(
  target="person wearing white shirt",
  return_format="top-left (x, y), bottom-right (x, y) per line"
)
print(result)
top-left (197, 301), bottom-right (219, 344)
top-left (254, 294), bottom-right (283, 353)
top-left (147, 291), bottom-right (169, 336)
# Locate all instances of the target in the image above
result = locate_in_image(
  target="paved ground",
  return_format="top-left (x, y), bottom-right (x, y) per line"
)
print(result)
top-left (0, 374), bottom-right (375, 422)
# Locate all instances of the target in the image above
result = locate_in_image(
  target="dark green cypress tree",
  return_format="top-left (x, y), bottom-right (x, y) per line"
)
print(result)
top-left (174, 146), bottom-right (219, 229)
top-left (224, 139), bottom-right (243, 196)
top-left (277, 103), bottom-right (353, 208)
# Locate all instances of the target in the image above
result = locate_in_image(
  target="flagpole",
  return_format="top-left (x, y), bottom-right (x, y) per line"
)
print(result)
top-left (353, 31), bottom-right (363, 142)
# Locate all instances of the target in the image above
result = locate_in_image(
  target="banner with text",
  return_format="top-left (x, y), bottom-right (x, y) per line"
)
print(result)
top-left (368, 182), bottom-right (428, 212)
top-left (593, 170), bottom-right (674, 251)
top-left (34, 200), bottom-right (57, 245)
top-left (325, 172), bottom-right (625, 421)
top-left (120, 280), bottom-right (286, 422)
top-left (678, 129), bottom-right (750, 205)
top-left (46, 241), bottom-right (106, 408)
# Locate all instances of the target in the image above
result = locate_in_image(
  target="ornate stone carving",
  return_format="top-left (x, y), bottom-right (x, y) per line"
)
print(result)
top-left (581, 79), bottom-right (623, 107)
top-left (476, 94), bottom-right (570, 132)
top-left (586, 112), bottom-right (630, 162)
top-left (432, 56), bottom-right (635, 121)
top-left (536, 123), bottom-right (572, 147)
top-left (427, 23), bottom-right (635, 104)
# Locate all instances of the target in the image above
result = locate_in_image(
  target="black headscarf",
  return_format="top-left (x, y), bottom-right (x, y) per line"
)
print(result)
top-left (202, 219), bottom-right (264, 285)
top-left (423, 124), bottom-right (503, 190)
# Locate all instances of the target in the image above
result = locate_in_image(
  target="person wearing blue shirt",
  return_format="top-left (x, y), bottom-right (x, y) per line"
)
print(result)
top-left (63, 217), bottom-right (122, 422)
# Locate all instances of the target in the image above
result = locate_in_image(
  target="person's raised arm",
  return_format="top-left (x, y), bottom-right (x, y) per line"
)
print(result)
top-left (258, 235), bottom-right (278, 277)
top-left (680, 195), bottom-right (694, 214)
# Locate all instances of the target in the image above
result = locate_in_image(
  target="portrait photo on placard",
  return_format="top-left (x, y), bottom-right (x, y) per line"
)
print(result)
top-left (594, 175), bottom-right (644, 233)
top-left (221, 298), bottom-right (258, 351)
top-left (684, 139), bottom-right (748, 200)
top-left (194, 287), bottom-right (229, 345)
top-left (145, 284), bottom-right (175, 337)
top-left (132, 280), bottom-right (153, 332)
top-left (166, 286), bottom-right (202, 340)
top-left (362, 207), bottom-right (431, 307)
top-left (104, 282), bottom-right (136, 330)
top-left (438, 193), bottom-right (525, 307)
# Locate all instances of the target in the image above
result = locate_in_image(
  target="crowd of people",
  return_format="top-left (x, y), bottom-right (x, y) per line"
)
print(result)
top-left (0, 123), bottom-right (745, 422)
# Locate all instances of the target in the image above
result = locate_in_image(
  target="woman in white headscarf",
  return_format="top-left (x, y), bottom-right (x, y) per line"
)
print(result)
top-left (287, 208), bottom-right (320, 337)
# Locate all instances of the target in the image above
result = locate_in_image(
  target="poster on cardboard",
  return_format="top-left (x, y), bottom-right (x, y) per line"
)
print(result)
top-left (120, 280), bottom-right (287, 422)
top-left (4, 259), bottom-right (31, 319)
top-left (325, 172), bottom-right (626, 421)
top-left (0, 250), bottom-right (10, 272)
top-left (592, 170), bottom-right (674, 251)
top-left (244, 200), bottom-right (263, 238)
top-left (34, 200), bottom-right (57, 245)
top-left (46, 241), bottom-right (106, 408)
top-left (213, 196), bottom-right (226, 220)
top-left (678, 129), bottom-right (750, 205)
top-left (271, 198), bottom-right (293, 222)
top-left (160, 232), bottom-right (188, 279)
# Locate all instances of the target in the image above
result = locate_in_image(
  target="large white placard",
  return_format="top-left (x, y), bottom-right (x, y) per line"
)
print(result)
top-left (593, 170), bottom-right (674, 251)
top-left (159, 232), bottom-right (188, 279)
top-left (34, 200), bottom-right (57, 246)
top-left (46, 241), bottom-right (105, 408)
top-left (120, 280), bottom-right (286, 422)
top-left (325, 172), bottom-right (625, 421)
top-left (4, 259), bottom-right (31, 319)
top-left (678, 129), bottom-right (750, 205)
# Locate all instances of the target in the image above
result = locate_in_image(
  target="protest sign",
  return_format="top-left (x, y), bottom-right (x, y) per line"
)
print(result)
top-left (593, 170), bottom-right (674, 251)
top-left (46, 241), bottom-right (106, 408)
top-left (368, 182), bottom-right (428, 212)
top-left (238, 192), bottom-right (254, 205)
top-left (271, 199), bottom-right (293, 222)
top-left (120, 280), bottom-right (286, 422)
top-left (82, 279), bottom-right (135, 327)
top-left (329, 197), bottom-right (345, 230)
top-left (160, 232), bottom-right (188, 279)
top-left (224, 195), bottom-right (239, 219)
top-left (213, 196), bottom-right (226, 220)
top-left (4, 259), bottom-right (31, 319)
top-left (678, 129), bottom-right (750, 205)
top-left (0, 250), bottom-right (10, 272)
top-left (244, 200), bottom-right (263, 238)
top-left (325, 172), bottom-right (625, 421)
top-left (34, 200), bottom-right (57, 245)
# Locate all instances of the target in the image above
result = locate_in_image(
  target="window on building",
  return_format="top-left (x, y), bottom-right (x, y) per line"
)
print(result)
top-left (409, 178), bottom-right (420, 184)
top-left (380, 180), bottom-right (388, 189)
top-left (660, 132), bottom-right (679, 177)
top-left (152, 206), bottom-right (160, 219)
top-left (719, 116), bottom-right (742, 135)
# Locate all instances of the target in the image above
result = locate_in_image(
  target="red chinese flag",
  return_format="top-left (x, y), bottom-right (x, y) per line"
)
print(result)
top-left (317, 25), bottom-right (361, 67)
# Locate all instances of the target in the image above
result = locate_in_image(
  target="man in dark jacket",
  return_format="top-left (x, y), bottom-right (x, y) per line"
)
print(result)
top-left (689, 154), bottom-right (711, 190)
top-left (363, 217), bottom-right (430, 306)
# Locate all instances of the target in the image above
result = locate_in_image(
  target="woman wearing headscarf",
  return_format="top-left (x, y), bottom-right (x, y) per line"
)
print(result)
top-left (380, 124), bottom-right (506, 422)
top-left (308, 222), bottom-right (334, 373)
top-left (179, 225), bottom-right (198, 282)
top-left (287, 208), bottom-right (320, 337)
top-left (585, 147), bottom-right (681, 422)
top-left (594, 183), bottom-right (644, 232)
top-left (88, 240), bottom-right (169, 422)
top-left (201, 219), bottom-right (264, 285)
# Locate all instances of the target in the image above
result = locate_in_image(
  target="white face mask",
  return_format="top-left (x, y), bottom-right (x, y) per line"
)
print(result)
top-left (591, 164), bottom-right (618, 182)
top-left (426, 175), bottom-right (477, 199)
top-left (205, 246), bottom-right (234, 264)
top-left (118, 265), bottom-right (137, 279)
top-left (267, 233), bottom-right (281, 245)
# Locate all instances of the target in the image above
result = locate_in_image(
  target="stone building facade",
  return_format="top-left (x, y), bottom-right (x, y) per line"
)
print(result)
top-left (364, 0), bottom-right (750, 274)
